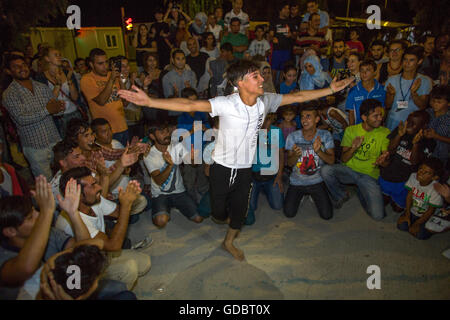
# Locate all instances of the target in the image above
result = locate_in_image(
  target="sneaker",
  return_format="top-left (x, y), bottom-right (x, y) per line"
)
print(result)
top-left (442, 248), bottom-right (450, 260)
top-left (131, 235), bottom-right (153, 250)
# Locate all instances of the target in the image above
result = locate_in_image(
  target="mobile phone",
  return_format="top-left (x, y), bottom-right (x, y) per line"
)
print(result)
top-left (112, 58), bottom-right (122, 73)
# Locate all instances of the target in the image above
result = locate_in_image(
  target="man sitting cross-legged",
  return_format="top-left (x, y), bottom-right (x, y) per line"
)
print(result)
top-left (143, 122), bottom-right (204, 228)
top-left (55, 167), bottom-right (151, 290)
top-left (320, 99), bottom-right (390, 220)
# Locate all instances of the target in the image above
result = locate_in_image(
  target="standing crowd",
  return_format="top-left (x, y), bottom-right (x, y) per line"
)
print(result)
top-left (0, 0), bottom-right (449, 300)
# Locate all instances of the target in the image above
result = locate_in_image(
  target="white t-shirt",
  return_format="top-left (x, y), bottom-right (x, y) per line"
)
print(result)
top-left (0, 167), bottom-right (13, 197)
top-left (208, 93), bottom-right (282, 169)
top-left (50, 170), bottom-right (63, 206)
top-left (405, 173), bottom-right (443, 217)
top-left (143, 143), bottom-right (188, 198)
top-left (208, 24), bottom-right (223, 41)
top-left (103, 140), bottom-right (130, 197)
top-left (55, 195), bottom-right (117, 238)
top-left (201, 46), bottom-right (220, 59)
top-left (248, 39), bottom-right (271, 57)
top-left (224, 10), bottom-right (250, 35)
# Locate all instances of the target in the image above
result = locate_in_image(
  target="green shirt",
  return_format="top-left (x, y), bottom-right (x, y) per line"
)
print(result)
top-left (221, 33), bottom-right (249, 59)
top-left (341, 123), bottom-right (390, 179)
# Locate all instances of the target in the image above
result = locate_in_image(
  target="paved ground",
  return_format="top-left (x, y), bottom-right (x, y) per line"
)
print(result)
top-left (127, 188), bottom-right (450, 300)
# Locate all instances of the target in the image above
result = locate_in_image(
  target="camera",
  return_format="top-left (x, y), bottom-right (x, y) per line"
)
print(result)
top-left (110, 57), bottom-right (122, 73)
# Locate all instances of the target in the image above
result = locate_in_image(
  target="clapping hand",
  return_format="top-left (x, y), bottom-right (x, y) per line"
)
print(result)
top-left (118, 180), bottom-right (142, 207)
top-left (313, 136), bottom-right (322, 153)
top-left (31, 175), bottom-right (55, 216)
top-left (56, 178), bottom-right (81, 216)
top-left (120, 145), bottom-right (139, 167)
top-left (351, 136), bottom-right (364, 149)
top-left (412, 129), bottom-right (424, 144)
top-left (386, 83), bottom-right (396, 96)
top-left (398, 120), bottom-right (407, 137)
top-left (411, 78), bottom-right (421, 93)
top-left (292, 144), bottom-right (302, 158)
top-left (374, 150), bottom-right (390, 166)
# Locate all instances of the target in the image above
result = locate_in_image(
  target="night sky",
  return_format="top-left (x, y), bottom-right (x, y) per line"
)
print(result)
top-left (44, 0), bottom-right (415, 28)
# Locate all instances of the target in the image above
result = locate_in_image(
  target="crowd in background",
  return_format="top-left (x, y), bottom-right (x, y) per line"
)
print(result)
top-left (0, 0), bottom-right (449, 300)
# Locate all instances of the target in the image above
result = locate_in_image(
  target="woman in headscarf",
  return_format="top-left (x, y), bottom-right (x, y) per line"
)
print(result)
top-left (189, 12), bottom-right (208, 41)
top-left (299, 55), bottom-right (332, 91)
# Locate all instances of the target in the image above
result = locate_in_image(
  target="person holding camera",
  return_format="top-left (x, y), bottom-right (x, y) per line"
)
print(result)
top-left (80, 48), bottom-right (130, 146)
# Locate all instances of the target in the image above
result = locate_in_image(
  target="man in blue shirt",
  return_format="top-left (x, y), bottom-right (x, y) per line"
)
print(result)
top-left (346, 59), bottom-right (386, 125)
top-left (284, 103), bottom-right (335, 220)
top-left (245, 113), bottom-right (284, 225)
top-left (385, 45), bottom-right (432, 131)
top-left (302, 0), bottom-right (329, 32)
top-left (321, 39), bottom-right (347, 79)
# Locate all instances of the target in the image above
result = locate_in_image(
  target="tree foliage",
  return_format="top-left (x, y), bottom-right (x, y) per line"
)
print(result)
top-left (410, 0), bottom-right (450, 35)
top-left (0, 0), bottom-right (68, 52)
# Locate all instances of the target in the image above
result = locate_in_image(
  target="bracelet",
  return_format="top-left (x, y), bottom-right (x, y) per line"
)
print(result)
top-left (329, 86), bottom-right (335, 94)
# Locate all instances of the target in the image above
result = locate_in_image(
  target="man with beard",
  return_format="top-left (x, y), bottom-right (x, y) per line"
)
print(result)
top-left (118, 59), bottom-right (354, 261)
top-left (2, 55), bottom-right (63, 180)
top-left (321, 99), bottom-right (391, 221)
top-left (321, 39), bottom-right (348, 79)
top-left (55, 167), bottom-right (151, 290)
top-left (370, 40), bottom-right (388, 65)
top-left (143, 122), bottom-right (204, 228)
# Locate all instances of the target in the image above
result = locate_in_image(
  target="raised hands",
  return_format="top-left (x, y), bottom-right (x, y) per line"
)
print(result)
top-left (386, 83), bottom-right (396, 96)
top-left (163, 151), bottom-right (174, 165)
top-left (374, 150), bottom-right (390, 167)
top-left (398, 120), bottom-right (407, 137)
top-left (411, 78), bottom-right (421, 94)
top-left (31, 175), bottom-right (55, 216)
top-left (313, 136), bottom-right (322, 153)
top-left (412, 129), bottom-right (424, 144)
top-left (118, 85), bottom-right (151, 106)
top-left (330, 76), bottom-right (355, 93)
top-left (56, 178), bottom-right (81, 216)
top-left (120, 145), bottom-right (139, 167)
top-left (292, 144), bottom-right (302, 158)
top-left (118, 180), bottom-right (142, 207)
top-left (351, 136), bottom-right (364, 149)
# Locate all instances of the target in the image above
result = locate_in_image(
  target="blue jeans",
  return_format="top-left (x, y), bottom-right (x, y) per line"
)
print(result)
top-left (112, 129), bottom-right (130, 147)
top-left (320, 164), bottom-right (385, 220)
top-left (246, 177), bottom-right (283, 225)
top-left (397, 211), bottom-right (433, 240)
top-left (94, 279), bottom-right (137, 300)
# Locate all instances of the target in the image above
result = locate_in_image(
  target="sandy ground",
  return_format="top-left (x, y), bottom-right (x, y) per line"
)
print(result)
top-left (127, 190), bottom-right (450, 300)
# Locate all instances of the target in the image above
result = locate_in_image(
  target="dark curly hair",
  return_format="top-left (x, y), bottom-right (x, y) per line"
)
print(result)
top-left (52, 244), bottom-right (107, 299)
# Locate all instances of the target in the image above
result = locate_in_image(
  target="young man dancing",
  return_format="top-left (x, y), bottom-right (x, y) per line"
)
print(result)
top-left (119, 60), bottom-right (354, 261)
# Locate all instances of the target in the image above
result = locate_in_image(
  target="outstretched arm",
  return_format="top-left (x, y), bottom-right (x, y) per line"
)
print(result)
top-left (280, 77), bottom-right (354, 106)
top-left (119, 85), bottom-right (212, 113)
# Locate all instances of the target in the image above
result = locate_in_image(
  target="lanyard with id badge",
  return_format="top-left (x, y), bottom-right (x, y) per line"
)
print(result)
top-left (396, 74), bottom-right (417, 112)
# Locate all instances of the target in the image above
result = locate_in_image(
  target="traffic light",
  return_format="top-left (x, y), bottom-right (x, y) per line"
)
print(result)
top-left (125, 18), bottom-right (133, 31)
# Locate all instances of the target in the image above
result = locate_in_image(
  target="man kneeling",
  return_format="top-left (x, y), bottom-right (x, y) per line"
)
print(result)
top-left (320, 99), bottom-right (390, 220)
top-left (143, 123), bottom-right (204, 228)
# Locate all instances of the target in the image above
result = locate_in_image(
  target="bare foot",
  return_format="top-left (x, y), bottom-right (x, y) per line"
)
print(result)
top-left (222, 242), bottom-right (245, 261)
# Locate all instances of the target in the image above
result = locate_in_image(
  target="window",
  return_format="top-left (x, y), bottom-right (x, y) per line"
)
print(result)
top-left (105, 34), bottom-right (118, 48)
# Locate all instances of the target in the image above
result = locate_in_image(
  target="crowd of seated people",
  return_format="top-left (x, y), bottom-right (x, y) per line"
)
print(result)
top-left (0, 0), bottom-right (449, 299)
